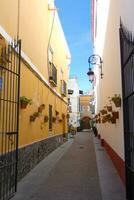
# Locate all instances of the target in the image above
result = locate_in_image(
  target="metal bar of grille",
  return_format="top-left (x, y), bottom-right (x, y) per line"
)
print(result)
top-left (120, 23), bottom-right (134, 200)
top-left (0, 39), bottom-right (21, 200)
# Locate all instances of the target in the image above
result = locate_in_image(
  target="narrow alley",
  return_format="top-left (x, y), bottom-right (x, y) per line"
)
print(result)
top-left (12, 131), bottom-right (125, 200)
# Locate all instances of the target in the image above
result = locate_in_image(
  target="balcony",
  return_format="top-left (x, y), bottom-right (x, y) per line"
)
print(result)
top-left (61, 80), bottom-right (67, 97)
top-left (49, 62), bottom-right (57, 87)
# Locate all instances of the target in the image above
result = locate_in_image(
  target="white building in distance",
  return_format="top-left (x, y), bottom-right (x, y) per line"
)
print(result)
top-left (68, 77), bottom-right (81, 129)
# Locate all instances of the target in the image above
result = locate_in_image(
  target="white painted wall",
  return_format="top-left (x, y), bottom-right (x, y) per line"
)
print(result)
top-left (68, 78), bottom-right (80, 127)
top-left (94, 0), bottom-right (127, 160)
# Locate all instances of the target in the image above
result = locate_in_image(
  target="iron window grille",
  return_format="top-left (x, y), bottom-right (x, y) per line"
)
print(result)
top-left (49, 62), bottom-right (57, 86)
top-left (61, 80), bottom-right (67, 96)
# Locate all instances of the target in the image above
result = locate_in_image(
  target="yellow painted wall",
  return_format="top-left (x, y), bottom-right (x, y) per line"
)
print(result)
top-left (80, 95), bottom-right (93, 118)
top-left (0, 0), bottom-right (70, 148)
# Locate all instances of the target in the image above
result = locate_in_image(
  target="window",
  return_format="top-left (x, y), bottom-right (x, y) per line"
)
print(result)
top-left (48, 47), bottom-right (57, 86)
top-left (49, 105), bottom-right (52, 130)
top-left (61, 80), bottom-right (67, 96)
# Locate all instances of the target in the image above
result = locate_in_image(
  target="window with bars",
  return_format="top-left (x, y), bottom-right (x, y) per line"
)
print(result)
top-left (61, 80), bottom-right (67, 96)
top-left (49, 62), bottom-right (57, 86)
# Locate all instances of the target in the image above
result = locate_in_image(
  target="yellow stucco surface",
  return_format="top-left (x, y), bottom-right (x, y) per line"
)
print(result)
top-left (0, 0), bottom-right (70, 148)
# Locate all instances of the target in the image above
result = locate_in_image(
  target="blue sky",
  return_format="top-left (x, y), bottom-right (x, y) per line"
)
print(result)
top-left (56, 0), bottom-right (93, 93)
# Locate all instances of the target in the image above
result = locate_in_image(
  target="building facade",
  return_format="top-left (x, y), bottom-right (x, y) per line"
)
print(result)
top-left (80, 95), bottom-right (93, 130)
top-left (0, 0), bottom-right (71, 198)
top-left (68, 77), bottom-right (80, 129)
top-left (92, 0), bottom-right (134, 199)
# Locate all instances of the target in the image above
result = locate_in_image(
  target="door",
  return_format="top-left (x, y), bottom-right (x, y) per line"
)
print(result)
top-left (0, 39), bottom-right (21, 200)
top-left (120, 23), bottom-right (134, 200)
top-left (81, 117), bottom-right (90, 129)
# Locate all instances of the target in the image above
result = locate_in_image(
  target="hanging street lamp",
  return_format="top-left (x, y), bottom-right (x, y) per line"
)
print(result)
top-left (87, 54), bottom-right (103, 82)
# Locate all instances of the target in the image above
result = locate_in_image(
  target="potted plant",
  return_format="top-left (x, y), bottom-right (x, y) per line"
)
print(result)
top-left (66, 113), bottom-right (70, 118)
top-left (100, 109), bottom-right (107, 115)
top-left (44, 115), bottom-right (49, 123)
top-left (102, 117), bottom-right (107, 123)
top-left (109, 94), bottom-right (121, 107)
top-left (56, 111), bottom-right (59, 116)
top-left (104, 114), bottom-right (112, 122)
top-left (107, 106), bottom-right (112, 112)
top-left (33, 112), bottom-right (40, 118)
top-left (112, 111), bottom-right (119, 119)
top-left (20, 96), bottom-right (32, 109)
top-left (38, 104), bottom-right (45, 113)
top-left (52, 116), bottom-right (56, 123)
top-left (30, 115), bottom-right (36, 122)
top-left (110, 116), bottom-right (116, 124)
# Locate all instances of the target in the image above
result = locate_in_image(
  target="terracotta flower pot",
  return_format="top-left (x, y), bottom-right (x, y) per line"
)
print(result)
top-left (66, 114), bottom-right (70, 118)
top-left (102, 118), bottom-right (107, 123)
top-left (107, 106), bottom-right (112, 112)
top-left (111, 117), bottom-right (116, 124)
top-left (112, 111), bottom-right (119, 119)
top-left (112, 99), bottom-right (121, 107)
top-left (20, 102), bottom-right (28, 109)
top-left (104, 114), bottom-right (112, 123)
top-left (52, 117), bottom-right (56, 123)
top-left (44, 116), bottom-right (48, 123)
top-left (38, 107), bottom-right (43, 113)
top-left (100, 109), bottom-right (107, 115)
top-left (30, 115), bottom-right (36, 122)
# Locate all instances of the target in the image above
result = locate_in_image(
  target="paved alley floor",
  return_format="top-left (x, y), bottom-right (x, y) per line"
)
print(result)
top-left (12, 131), bottom-right (102, 200)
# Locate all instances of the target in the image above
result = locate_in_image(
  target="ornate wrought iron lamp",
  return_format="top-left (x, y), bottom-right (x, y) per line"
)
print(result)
top-left (87, 54), bottom-right (103, 82)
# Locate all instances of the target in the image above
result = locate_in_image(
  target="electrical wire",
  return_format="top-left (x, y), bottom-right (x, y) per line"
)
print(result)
top-left (17, 0), bottom-right (20, 40)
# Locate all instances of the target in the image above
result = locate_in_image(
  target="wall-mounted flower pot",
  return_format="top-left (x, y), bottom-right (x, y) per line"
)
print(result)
top-left (112, 111), bottom-right (119, 119)
top-left (20, 102), bottom-right (28, 109)
top-left (102, 118), bottom-right (107, 123)
top-left (107, 106), bottom-right (112, 112)
top-left (113, 99), bottom-right (121, 107)
top-left (109, 95), bottom-right (121, 108)
top-left (44, 115), bottom-right (49, 123)
top-left (38, 104), bottom-right (45, 113)
top-left (111, 117), bottom-right (116, 124)
top-left (33, 112), bottom-right (39, 118)
top-left (100, 109), bottom-right (107, 115)
top-left (30, 115), bottom-right (36, 122)
top-left (66, 113), bottom-right (70, 118)
top-left (20, 96), bottom-right (32, 109)
top-left (52, 117), bottom-right (56, 123)
top-left (56, 111), bottom-right (59, 116)
top-left (104, 114), bottom-right (112, 123)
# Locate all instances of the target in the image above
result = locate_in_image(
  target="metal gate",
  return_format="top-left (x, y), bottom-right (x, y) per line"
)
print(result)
top-left (0, 39), bottom-right (21, 200)
top-left (120, 24), bottom-right (134, 200)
